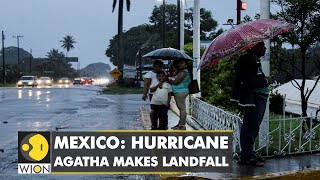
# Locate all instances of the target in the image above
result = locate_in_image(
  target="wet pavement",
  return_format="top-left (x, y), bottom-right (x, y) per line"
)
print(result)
top-left (0, 85), bottom-right (152, 179)
top-left (1, 85), bottom-right (319, 179)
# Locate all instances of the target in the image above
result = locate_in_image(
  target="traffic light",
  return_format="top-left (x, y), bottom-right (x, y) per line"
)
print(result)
top-left (241, 1), bottom-right (247, 10)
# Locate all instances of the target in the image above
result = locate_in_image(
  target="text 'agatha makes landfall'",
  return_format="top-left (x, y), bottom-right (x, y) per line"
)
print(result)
top-left (51, 131), bottom-right (233, 173)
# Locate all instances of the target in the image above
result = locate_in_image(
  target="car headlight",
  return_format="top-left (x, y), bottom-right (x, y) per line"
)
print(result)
top-left (46, 80), bottom-right (51, 83)
top-left (59, 80), bottom-right (62, 83)
top-left (66, 80), bottom-right (69, 83)
top-left (28, 82), bottom-right (33, 85)
top-left (18, 81), bottom-right (22, 85)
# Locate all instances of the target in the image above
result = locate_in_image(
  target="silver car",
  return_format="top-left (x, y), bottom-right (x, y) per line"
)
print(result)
top-left (37, 77), bottom-right (53, 86)
top-left (17, 76), bottom-right (38, 87)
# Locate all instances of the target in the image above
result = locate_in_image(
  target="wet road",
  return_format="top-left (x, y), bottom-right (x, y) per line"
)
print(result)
top-left (0, 85), bottom-right (151, 179)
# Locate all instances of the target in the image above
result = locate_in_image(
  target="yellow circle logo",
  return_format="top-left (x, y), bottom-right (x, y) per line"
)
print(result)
top-left (20, 133), bottom-right (49, 162)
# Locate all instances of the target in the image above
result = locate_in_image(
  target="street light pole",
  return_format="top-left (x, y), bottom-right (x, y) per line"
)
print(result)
top-left (2, 31), bottom-right (5, 84)
top-left (237, 0), bottom-right (241, 24)
top-left (179, 0), bottom-right (185, 51)
top-left (177, 0), bottom-right (180, 49)
top-left (259, 0), bottom-right (271, 147)
top-left (162, 0), bottom-right (165, 47)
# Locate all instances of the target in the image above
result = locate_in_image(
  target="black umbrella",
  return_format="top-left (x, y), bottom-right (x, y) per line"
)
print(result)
top-left (143, 47), bottom-right (193, 61)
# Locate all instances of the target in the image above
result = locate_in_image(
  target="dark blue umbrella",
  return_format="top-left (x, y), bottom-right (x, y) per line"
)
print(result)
top-left (143, 47), bottom-right (193, 61)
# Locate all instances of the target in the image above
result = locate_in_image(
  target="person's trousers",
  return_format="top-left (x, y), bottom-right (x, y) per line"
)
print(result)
top-left (151, 105), bottom-right (168, 130)
top-left (240, 94), bottom-right (267, 159)
top-left (173, 92), bottom-right (189, 126)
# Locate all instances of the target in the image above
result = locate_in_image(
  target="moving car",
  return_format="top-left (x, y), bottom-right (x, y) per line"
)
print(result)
top-left (17, 76), bottom-right (38, 87)
top-left (37, 77), bottom-right (52, 86)
top-left (73, 78), bottom-right (83, 85)
top-left (81, 77), bottom-right (93, 84)
top-left (58, 77), bottom-right (71, 84)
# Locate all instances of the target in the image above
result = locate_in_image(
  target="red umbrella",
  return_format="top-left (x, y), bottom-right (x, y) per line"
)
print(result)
top-left (199, 19), bottom-right (295, 70)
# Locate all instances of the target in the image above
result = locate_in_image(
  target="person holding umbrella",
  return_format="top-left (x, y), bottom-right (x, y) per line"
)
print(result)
top-left (231, 42), bottom-right (269, 167)
top-left (168, 59), bottom-right (192, 130)
top-left (199, 19), bottom-right (295, 166)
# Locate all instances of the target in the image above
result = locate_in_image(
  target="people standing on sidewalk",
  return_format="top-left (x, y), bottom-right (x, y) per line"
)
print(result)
top-left (142, 60), bottom-right (164, 128)
top-left (231, 42), bottom-right (269, 167)
top-left (168, 59), bottom-right (192, 130)
top-left (149, 70), bottom-right (172, 130)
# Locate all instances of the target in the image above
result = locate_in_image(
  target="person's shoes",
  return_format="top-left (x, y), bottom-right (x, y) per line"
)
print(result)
top-left (172, 125), bottom-right (186, 130)
top-left (254, 153), bottom-right (265, 162)
top-left (237, 157), bottom-right (264, 167)
top-left (158, 126), bottom-right (168, 130)
top-left (171, 124), bottom-right (180, 129)
top-left (151, 126), bottom-right (158, 130)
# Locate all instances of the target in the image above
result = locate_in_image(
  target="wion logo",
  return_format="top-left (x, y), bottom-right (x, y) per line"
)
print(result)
top-left (18, 132), bottom-right (51, 174)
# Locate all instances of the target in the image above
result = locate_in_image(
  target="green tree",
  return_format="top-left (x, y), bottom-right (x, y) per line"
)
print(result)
top-left (105, 5), bottom-right (222, 67)
top-left (60, 35), bottom-right (76, 57)
top-left (44, 49), bottom-right (76, 79)
top-left (272, 0), bottom-right (320, 118)
top-left (106, 24), bottom-right (159, 66)
top-left (184, 42), bottom-right (237, 109)
top-left (112, 0), bottom-right (131, 71)
top-left (185, 8), bottom-right (223, 40)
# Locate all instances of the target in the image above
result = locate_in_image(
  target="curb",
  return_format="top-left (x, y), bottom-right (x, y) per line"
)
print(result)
top-left (236, 167), bottom-right (320, 180)
top-left (139, 106), bottom-right (151, 130)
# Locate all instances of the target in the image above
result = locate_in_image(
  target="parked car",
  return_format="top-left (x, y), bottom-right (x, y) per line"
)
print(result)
top-left (17, 76), bottom-right (38, 87)
top-left (73, 78), bottom-right (83, 85)
top-left (58, 77), bottom-right (71, 84)
top-left (37, 77), bottom-right (52, 86)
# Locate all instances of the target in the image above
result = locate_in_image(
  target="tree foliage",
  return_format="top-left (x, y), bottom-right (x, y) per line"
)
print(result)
top-left (271, 0), bottom-right (320, 117)
top-left (60, 35), bottom-right (76, 57)
top-left (106, 4), bottom-right (222, 67)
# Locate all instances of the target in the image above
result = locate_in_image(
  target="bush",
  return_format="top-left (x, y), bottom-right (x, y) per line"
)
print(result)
top-left (269, 90), bottom-right (284, 114)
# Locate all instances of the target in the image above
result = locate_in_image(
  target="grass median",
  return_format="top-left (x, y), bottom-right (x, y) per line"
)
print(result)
top-left (101, 83), bottom-right (143, 95)
top-left (0, 83), bottom-right (16, 87)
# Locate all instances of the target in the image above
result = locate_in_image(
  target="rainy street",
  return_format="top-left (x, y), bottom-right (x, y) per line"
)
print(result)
top-left (0, 85), bottom-right (151, 179)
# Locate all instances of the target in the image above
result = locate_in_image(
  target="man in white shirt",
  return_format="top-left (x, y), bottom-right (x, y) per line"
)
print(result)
top-left (142, 60), bottom-right (164, 128)
top-left (150, 70), bottom-right (172, 130)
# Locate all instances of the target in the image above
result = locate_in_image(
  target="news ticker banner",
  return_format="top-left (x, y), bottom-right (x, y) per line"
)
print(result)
top-left (18, 130), bottom-right (233, 174)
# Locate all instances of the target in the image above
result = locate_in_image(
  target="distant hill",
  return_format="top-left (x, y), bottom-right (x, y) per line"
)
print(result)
top-left (80, 63), bottom-right (111, 78)
top-left (0, 46), bottom-right (32, 65)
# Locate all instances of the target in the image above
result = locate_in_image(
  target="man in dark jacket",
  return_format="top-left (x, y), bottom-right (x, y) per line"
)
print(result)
top-left (231, 42), bottom-right (269, 167)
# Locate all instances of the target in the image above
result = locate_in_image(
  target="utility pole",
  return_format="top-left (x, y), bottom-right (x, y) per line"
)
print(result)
top-left (2, 31), bottom-right (5, 84)
top-left (12, 35), bottom-right (23, 64)
top-left (29, 49), bottom-right (32, 73)
top-left (193, 0), bottom-right (200, 97)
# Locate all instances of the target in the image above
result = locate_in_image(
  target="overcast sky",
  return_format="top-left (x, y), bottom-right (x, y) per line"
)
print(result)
top-left (0, 0), bottom-right (271, 69)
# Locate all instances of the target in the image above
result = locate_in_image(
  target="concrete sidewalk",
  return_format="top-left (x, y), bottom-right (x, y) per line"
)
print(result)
top-left (139, 106), bottom-right (320, 179)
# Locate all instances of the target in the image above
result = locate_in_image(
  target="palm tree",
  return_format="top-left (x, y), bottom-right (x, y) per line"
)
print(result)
top-left (60, 35), bottom-right (76, 57)
top-left (47, 49), bottom-right (64, 59)
top-left (112, 0), bottom-right (131, 71)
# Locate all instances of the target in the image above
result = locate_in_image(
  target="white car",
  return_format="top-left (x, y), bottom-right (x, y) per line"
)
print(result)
top-left (17, 76), bottom-right (38, 87)
top-left (37, 77), bottom-right (53, 86)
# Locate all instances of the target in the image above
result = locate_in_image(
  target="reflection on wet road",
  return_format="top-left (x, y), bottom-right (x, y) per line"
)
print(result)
top-left (0, 85), bottom-right (151, 179)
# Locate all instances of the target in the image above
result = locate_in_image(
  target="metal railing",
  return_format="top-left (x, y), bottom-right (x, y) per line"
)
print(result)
top-left (190, 97), bottom-right (320, 157)
top-left (191, 97), bottom-right (242, 154)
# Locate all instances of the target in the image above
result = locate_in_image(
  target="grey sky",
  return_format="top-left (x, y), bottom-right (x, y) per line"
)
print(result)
top-left (0, 0), bottom-right (266, 69)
